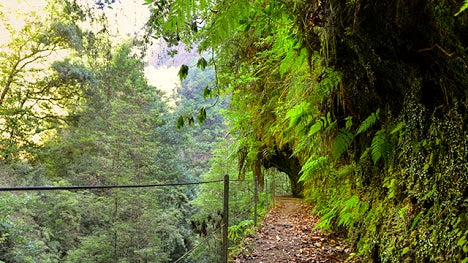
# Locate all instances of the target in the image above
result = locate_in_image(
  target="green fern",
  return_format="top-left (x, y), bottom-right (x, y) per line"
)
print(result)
top-left (299, 156), bottom-right (328, 182)
top-left (286, 102), bottom-right (310, 128)
top-left (371, 129), bottom-right (393, 164)
top-left (338, 196), bottom-right (369, 229)
top-left (308, 120), bottom-right (323, 136)
top-left (455, 0), bottom-right (468, 16)
top-left (314, 208), bottom-right (337, 231)
top-left (356, 108), bottom-right (380, 135)
top-left (331, 129), bottom-right (354, 159)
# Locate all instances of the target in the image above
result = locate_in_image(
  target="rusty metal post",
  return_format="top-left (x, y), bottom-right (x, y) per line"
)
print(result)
top-left (265, 178), bottom-right (269, 210)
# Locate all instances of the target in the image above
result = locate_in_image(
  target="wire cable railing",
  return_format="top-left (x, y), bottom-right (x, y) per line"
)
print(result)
top-left (0, 180), bottom-right (224, 192)
top-left (0, 174), bottom-right (279, 262)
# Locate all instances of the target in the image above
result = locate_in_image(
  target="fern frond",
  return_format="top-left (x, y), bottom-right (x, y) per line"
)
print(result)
top-left (286, 102), bottom-right (309, 128)
top-left (338, 196), bottom-right (369, 229)
top-left (331, 129), bottom-right (354, 159)
top-left (356, 108), bottom-right (380, 135)
top-left (308, 121), bottom-right (323, 136)
top-left (455, 0), bottom-right (468, 16)
top-left (299, 156), bottom-right (328, 182)
top-left (359, 147), bottom-right (370, 161)
top-left (390, 121), bottom-right (405, 134)
top-left (314, 208), bottom-right (337, 231)
top-left (371, 129), bottom-right (393, 164)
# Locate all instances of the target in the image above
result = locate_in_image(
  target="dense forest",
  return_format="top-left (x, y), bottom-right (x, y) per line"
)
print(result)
top-left (1, 0), bottom-right (467, 262)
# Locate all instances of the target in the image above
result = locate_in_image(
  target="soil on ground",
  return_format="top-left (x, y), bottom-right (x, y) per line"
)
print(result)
top-left (233, 197), bottom-right (354, 263)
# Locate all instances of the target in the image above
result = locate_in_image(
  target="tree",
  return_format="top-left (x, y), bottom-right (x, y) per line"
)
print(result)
top-left (0, 1), bottom-right (93, 161)
top-left (41, 43), bottom-right (195, 262)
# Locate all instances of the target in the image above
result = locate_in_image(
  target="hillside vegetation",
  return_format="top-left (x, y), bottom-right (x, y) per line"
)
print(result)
top-left (148, 0), bottom-right (468, 261)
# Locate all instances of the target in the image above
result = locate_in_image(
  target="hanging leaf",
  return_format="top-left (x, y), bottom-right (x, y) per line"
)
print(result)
top-left (197, 107), bottom-right (206, 124)
top-left (188, 116), bottom-right (195, 126)
top-left (286, 102), bottom-right (309, 128)
top-left (345, 116), bottom-right (353, 131)
top-left (176, 115), bottom-right (185, 129)
top-left (196, 57), bottom-right (208, 71)
top-left (308, 121), bottom-right (323, 137)
top-left (190, 21), bottom-right (198, 32)
top-left (178, 64), bottom-right (189, 81)
top-left (299, 156), bottom-right (328, 182)
top-left (203, 86), bottom-right (211, 98)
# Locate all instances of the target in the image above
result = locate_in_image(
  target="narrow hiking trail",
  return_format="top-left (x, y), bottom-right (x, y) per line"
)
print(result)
top-left (234, 197), bottom-right (354, 263)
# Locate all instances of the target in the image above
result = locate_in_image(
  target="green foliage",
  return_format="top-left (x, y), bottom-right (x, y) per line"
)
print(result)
top-left (455, 0), bottom-right (468, 16)
top-left (0, 1), bottom-right (94, 161)
top-left (196, 57), bottom-right (208, 71)
top-left (355, 109), bottom-right (380, 136)
top-left (178, 64), bottom-right (189, 81)
top-left (198, 107), bottom-right (207, 124)
top-left (299, 156), bottom-right (328, 182)
top-left (370, 129), bottom-right (393, 164)
top-left (338, 196), bottom-right (368, 229)
top-left (331, 129), bottom-right (354, 160)
top-left (286, 102), bottom-right (311, 129)
top-left (228, 219), bottom-right (254, 242)
top-left (146, 0), bottom-right (468, 261)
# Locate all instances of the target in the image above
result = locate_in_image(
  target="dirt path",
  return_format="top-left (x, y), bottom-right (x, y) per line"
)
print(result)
top-left (233, 197), bottom-right (352, 263)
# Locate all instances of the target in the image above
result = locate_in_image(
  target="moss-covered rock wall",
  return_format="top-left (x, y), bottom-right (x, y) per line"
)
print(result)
top-left (298, 0), bottom-right (468, 261)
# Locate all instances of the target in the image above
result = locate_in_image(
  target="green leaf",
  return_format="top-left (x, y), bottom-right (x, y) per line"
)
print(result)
top-left (458, 235), bottom-right (467, 247)
top-left (286, 102), bottom-right (309, 128)
top-left (345, 116), bottom-right (353, 131)
top-left (308, 121), bottom-right (323, 136)
top-left (197, 107), bottom-right (206, 124)
top-left (197, 57), bottom-right (208, 71)
top-left (203, 86), bottom-right (211, 98)
top-left (390, 121), bottom-right (405, 134)
top-left (401, 247), bottom-right (410, 256)
top-left (332, 129), bottom-right (354, 159)
top-left (371, 129), bottom-right (392, 164)
top-left (178, 64), bottom-right (189, 81)
top-left (188, 116), bottom-right (195, 126)
top-left (411, 211), bottom-right (423, 230)
top-left (299, 156), bottom-right (328, 182)
top-left (356, 109), bottom-right (380, 135)
top-left (455, 0), bottom-right (468, 16)
top-left (176, 115), bottom-right (184, 129)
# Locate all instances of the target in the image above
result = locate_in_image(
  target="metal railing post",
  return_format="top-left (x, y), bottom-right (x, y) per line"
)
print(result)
top-left (222, 174), bottom-right (229, 263)
top-left (265, 178), bottom-right (268, 210)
